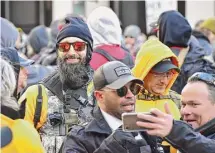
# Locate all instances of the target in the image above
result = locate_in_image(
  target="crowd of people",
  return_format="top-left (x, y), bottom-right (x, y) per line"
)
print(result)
top-left (1, 6), bottom-right (215, 153)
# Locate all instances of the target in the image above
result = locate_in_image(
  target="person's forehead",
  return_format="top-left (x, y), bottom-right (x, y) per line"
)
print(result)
top-left (181, 82), bottom-right (210, 103)
top-left (60, 37), bottom-right (85, 43)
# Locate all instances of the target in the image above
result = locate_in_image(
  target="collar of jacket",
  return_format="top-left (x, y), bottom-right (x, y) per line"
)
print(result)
top-left (195, 117), bottom-right (215, 137)
top-left (85, 107), bottom-right (112, 135)
top-left (192, 30), bottom-right (210, 43)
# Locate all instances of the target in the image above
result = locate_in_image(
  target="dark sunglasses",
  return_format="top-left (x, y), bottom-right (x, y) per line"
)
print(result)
top-left (101, 83), bottom-right (142, 97)
top-left (188, 72), bottom-right (215, 87)
top-left (57, 42), bottom-right (87, 52)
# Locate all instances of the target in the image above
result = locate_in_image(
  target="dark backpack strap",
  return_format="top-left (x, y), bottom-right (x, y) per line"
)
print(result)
top-left (33, 84), bottom-right (43, 128)
top-left (94, 48), bottom-right (134, 69)
top-left (19, 99), bottom-right (27, 119)
top-left (94, 48), bottom-right (117, 61)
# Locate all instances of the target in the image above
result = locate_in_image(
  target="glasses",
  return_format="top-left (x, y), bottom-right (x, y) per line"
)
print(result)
top-left (101, 83), bottom-right (142, 97)
top-left (125, 36), bottom-right (134, 39)
top-left (188, 72), bottom-right (215, 87)
top-left (57, 42), bottom-right (87, 52)
top-left (150, 71), bottom-right (174, 79)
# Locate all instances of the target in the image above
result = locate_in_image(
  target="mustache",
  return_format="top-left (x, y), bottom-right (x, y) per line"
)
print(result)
top-left (121, 99), bottom-right (135, 106)
top-left (63, 54), bottom-right (81, 60)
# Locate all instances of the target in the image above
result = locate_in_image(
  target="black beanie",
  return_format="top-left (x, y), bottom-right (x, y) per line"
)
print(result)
top-left (57, 17), bottom-right (93, 64)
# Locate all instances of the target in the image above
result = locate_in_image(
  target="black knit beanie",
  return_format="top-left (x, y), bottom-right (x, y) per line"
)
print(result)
top-left (57, 17), bottom-right (93, 64)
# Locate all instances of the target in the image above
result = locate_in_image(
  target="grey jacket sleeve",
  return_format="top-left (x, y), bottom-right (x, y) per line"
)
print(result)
top-left (165, 120), bottom-right (215, 153)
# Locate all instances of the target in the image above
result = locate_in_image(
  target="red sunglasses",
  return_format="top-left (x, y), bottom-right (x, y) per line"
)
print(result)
top-left (57, 42), bottom-right (87, 52)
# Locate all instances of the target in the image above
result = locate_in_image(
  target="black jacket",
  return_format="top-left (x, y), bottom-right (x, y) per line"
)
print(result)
top-left (165, 120), bottom-right (215, 153)
top-left (60, 107), bottom-right (158, 153)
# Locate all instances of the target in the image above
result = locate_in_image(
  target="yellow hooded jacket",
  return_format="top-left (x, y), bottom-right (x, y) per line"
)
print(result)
top-left (1, 114), bottom-right (45, 153)
top-left (132, 38), bottom-right (181, 120)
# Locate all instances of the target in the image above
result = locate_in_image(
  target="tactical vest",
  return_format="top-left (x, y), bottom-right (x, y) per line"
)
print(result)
top-left (94, 48), bottom-right (134, 69)
top-left (40, 71), bottom-right (94, 153)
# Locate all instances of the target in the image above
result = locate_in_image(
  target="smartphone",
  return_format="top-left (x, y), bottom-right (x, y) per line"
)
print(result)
top-left (122, 112), bottom-right (153, 132)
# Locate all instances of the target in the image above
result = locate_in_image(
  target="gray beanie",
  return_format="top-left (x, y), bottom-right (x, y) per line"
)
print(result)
top-left (124, 25), bottom-right (141, 39)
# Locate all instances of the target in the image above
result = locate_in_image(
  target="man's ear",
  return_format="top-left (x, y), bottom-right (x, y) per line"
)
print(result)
top-left (94, 91), bottom-right (104, 102)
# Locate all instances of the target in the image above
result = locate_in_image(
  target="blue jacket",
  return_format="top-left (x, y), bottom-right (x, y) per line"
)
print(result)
top-left (192, 30), bottom-right (213, 56)
top-left (158, 10), bottom-right (215, 94)
top-left (171, 36), bottom-right (215, 94)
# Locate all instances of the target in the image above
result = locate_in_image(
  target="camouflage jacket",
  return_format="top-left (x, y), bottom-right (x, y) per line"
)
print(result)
top-left (40, 82), bottom-right (95, 153)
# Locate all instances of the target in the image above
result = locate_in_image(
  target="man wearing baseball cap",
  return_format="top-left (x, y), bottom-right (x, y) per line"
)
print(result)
top-left (61, 61), bottom-right (159, 153)
top-left (133, 38), bottom-right (181, 117)
top-left (133, 38), bottom-right (181, 153)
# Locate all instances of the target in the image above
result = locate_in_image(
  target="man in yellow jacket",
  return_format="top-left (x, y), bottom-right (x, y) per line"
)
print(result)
top-left (132, 38), bottom-right (181, 153)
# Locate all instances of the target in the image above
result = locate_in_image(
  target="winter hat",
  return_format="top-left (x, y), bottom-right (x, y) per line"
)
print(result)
top-left (56, 17), bottom-right (93, 64)
top-left (0, 17), bottom-right (19, 48)
top-left (124, 25), bottom-right (141, 39)
top-left (87, 6), bottom-right (122, 46)
top-left (200, 17), bottom-right (215, 34)
top-left (28, 25), bottom-right (49, 54)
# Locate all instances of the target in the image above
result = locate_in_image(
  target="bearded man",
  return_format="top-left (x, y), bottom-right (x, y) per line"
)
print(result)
top-left (18, 17), bottom-right (94, 153)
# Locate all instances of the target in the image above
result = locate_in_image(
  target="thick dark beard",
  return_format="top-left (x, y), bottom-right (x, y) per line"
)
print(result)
top-left (57, 57), bottom-right (90, 89)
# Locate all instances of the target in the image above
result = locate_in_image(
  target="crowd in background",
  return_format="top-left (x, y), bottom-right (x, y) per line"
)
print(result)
top-left (1, 6), bottom-right (215, 153)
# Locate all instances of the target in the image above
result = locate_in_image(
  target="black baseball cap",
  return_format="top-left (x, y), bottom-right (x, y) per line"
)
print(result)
top-left (93, 61), bottom-right (143, 90)
top-left (150, 21), bottom-right (159, 29)
top-left (152, 59), bottom-right (180, 73)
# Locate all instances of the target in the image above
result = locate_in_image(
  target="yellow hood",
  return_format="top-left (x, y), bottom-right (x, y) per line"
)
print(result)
top-left (132, 38), bottom-right (179, 95)
top-left (1, 114), bottom-right (45, 153)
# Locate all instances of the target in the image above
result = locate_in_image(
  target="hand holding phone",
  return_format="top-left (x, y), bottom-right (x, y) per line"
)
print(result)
top-left (135, 105), bottom-right (174, 138)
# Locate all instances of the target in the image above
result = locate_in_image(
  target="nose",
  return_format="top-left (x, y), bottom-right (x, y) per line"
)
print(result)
top-left (180, 105), bottom-right (192, 116)
top-left (125, 88), bottom-right (134, 98)
top-left (67, 45), bottom-right (77, 56)
top-left (160, 75), bottom-right (169, 83)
